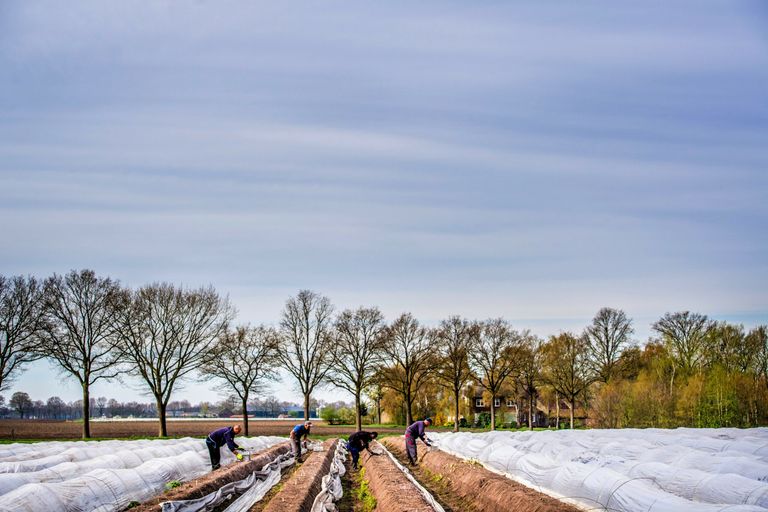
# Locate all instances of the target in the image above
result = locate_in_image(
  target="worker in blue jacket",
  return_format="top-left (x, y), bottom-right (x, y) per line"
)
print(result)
top-left (404, 418), bottom-right (432, 465)
top-left (206, 424), bottom-right (244, 470)
top-left (290, 421), bottom-right (313, 459)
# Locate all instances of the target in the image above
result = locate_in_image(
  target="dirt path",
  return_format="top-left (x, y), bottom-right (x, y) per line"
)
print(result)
top-left (359, 440), bottom-right (434, 512)
top-left (381, 437), bottom-right (581, 512)
top-left (260, 438), bottom-right (338, 512)
top-left (378, 438), bottom-right (477, 512)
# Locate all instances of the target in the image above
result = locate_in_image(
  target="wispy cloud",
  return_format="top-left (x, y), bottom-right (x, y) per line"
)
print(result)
top-left (1, 0), bottom-right (766, 403)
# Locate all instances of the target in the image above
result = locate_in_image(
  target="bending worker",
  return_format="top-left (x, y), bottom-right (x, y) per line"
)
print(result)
top-left (404, 417), bottom-right (432, 466)
top-left (206, 424), bottom-right (245, 471)
top-left (346, 430), bottom-right (378, 469)
top-left (290, 420), bottom-right (312, 459)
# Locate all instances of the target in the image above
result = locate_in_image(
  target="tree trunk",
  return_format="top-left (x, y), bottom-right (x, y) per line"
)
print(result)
top-left (405, 387), bottom-right (413, 426)
top-left (528, 394), bottom-right (534, 430)
top-left (355, 391), bottom-right (362, 431)
top-left (303, 393), bottom-right (310, 420)
top-left (569, 397), bottom-right (575, 430)
top-left (670, 365), bottom-right (676, 395)
top-left (82, 384), bottom-right (91, 439)
top-left (490, 396), bottom-right (496, 431)
top-left (555, 392), bottom-right (560, 429)
top-left (453, 387), bottom-right (460, 432)
top-left (242, 395), bottom-right (249, 436)
top-left (376, 397), bottom-right (381, 425)
top-left (157, 398), bottom-right (168, 437)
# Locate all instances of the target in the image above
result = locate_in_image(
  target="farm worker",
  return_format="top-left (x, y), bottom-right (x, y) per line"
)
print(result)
top-left (346, 430), bottom-right (378, 469)
top-left (206, 424), bottom-right (244, 470)
top-left (404, 418), bottom-right (432, 466)
top-left (290, 421), bottom-right (312, 459)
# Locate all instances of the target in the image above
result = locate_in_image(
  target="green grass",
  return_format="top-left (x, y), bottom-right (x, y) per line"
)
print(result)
top-left (355, 467), bottom-right (376, 512)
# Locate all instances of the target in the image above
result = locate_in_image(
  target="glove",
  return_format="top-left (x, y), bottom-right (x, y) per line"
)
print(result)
top-left (236, 453), bottom-right (244, 461)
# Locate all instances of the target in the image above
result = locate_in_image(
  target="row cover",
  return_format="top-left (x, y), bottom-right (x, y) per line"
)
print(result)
top-left (431, 428), bottom-right (768, 512)
top-left (0, 436), bottom-right (285, 512)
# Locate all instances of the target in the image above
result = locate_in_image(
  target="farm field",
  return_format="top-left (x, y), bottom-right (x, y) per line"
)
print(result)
top-left (3, 426), bottom-right (765, 512)
top-left (0, 419), bottom-right (406, 440)
top-left (431, 428), bottom-right (768, 512)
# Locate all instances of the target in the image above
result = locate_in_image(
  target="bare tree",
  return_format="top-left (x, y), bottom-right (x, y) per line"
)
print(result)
top-left (115, 283), bottom-right (232, 437)
top-left (203, 324), bottom-right (280, 435)
top-left (584, 307), bottom-right (633, 383)
top-left (433, 316), bottom-right (477, 432)
top-left (10, 391), bottom-right (32, 418)
top-left (96, 396), bottom-right (108, 417)
top-left (39, 270), bottom-right (124, 438)
top-left (652, 311), bottom-right (714, 385)
top-left (366, 381), bottom-right (385, 424)
top-left (541, 332), bottom-right (593, 429)
top-left (706, 322), bottom-right (750, 373)
top-left (0, 275), bottom-right (46, 393)
top-left (331, 307), bottom-right (386, 430)
top-left (470, 318), bottom-right (522, 431)
top-left (277, 290), bottom-right (335, 420)
top-left (46, 396), bottom-right (65, 419)
top-left (518, 335), bottom-right (543, 430)
top-left (379, 313), bottom-right (435, 426)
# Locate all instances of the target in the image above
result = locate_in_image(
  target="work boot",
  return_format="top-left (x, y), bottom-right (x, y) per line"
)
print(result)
top-left (211, 464), bottom-right (220, 471)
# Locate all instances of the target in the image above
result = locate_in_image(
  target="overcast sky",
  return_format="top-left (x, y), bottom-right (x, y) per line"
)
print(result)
top-left (1, 1), bottom-right (767, 406)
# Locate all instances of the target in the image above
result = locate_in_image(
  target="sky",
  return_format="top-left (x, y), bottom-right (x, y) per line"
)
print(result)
top-left (1, 1), bottom-right (767, 406)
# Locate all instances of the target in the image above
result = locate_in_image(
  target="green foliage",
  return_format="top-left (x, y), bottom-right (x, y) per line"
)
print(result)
top-left (320, 404), bottom-right (356, 425)
top-left (164, 480), bottom-right (182, 491)
top-left (475, 412), bottom-right (491, 428)
top-left (356, 468), bottom-right (377, 512)
top-left (126, 501), bottom-right (140, 509)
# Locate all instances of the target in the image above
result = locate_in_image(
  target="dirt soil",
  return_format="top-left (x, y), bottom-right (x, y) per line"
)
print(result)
top-left (336, 457), bottom-right (359, 512)
top-left (381, 437), bottom-right (581, 512)
top-left (260, 438), bottom-right (338, 512)
top-left (0, 420), bottom-right (406, 439)
top-left (359, 440), bottom-right (434, 512)
top-left (131, 442), bottom-right (290, 512)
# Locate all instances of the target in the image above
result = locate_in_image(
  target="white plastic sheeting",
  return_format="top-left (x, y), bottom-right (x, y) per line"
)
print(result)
top-left (431, 428), bottom-right (768, 512)
top-left (310, 440), bottom-right (346, 512)
top-left (0, 436), bottom-right (285, 512)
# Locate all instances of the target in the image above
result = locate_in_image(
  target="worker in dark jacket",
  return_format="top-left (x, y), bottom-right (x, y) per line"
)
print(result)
top-left (206, 425), bottom-right (244, 470)
top-left (404, 418), bottom-right (432, 465)
top-left (346, 431), bottom-right (378, 469)
top-left (290, 421), bottom-right (312, 459)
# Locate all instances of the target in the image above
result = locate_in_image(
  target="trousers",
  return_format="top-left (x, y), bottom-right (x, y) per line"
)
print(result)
top-left (206, 437), bottom-right (221, 470)
top-left (405, 434), bottom-right (417, 463)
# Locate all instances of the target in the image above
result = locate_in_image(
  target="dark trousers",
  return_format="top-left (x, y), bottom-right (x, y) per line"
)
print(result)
top-left (206, 437), bottom-right (221, 470)
top-left (347, 443), bottom-right (361, 468)
top-left (405, 434), bottom-right (417, 464)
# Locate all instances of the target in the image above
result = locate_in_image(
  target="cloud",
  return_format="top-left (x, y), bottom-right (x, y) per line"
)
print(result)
top-left (1, 0), bottom-right (766, 403)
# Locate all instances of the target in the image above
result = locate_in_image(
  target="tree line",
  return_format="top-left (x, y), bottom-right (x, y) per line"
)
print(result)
top-left (2, 270), bottom-right (767, 437)
top-left (0, 393), bottom-right (319, 421)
